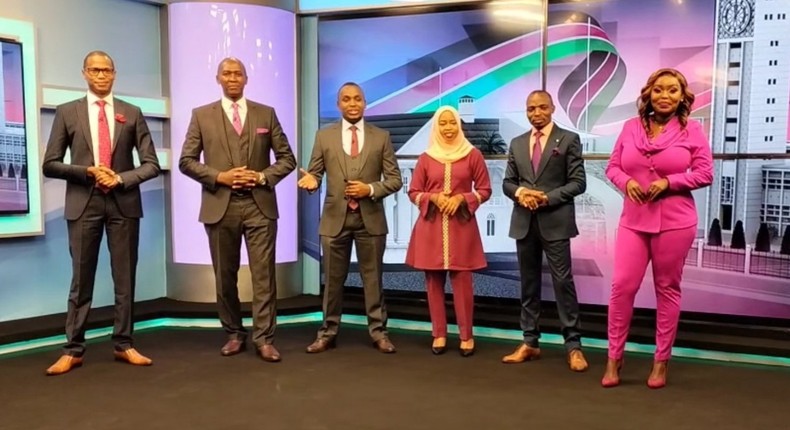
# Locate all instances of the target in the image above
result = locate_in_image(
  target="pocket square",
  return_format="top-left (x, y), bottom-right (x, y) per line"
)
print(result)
top-left (551, 147), bottom-right (563, 157)
top-left (256, 128), bottom-right (270, 134)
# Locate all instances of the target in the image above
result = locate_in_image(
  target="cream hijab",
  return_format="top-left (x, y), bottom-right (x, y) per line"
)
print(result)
top-left (425, 106), bottom-right (474, 163)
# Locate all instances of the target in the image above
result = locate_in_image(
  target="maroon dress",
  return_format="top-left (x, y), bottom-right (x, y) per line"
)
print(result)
top-left (405, 148), bottom-right (492, 271)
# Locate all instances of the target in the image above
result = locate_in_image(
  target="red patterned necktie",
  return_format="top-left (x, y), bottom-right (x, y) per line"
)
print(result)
top-left (96, 100), bottom-right (112, 193)
top-left (531, 130), bottom-right (543, 173)
top-left (348, 125), bottom-right (359, 210)
top-left (97, 100), bottom-right (112, 168)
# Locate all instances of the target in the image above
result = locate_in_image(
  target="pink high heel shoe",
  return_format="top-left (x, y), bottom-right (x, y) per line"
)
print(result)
top-left (647, 360), bottom-right (668, 389)
top-left (601, 358), bottom-right (624, 388)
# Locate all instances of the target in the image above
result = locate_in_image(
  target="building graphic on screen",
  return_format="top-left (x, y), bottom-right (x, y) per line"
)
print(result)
top-left (0, 41), bottom-right (28, 214)
top-left (709, 0), bottom-right (790, 244)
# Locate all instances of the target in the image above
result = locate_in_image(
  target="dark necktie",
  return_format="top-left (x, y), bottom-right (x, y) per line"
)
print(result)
top-left (531, 130), bottom-right (543, 173)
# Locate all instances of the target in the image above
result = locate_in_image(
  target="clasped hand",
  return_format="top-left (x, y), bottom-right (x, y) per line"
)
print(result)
top-left (518, 189), bottom-right (548, 211)
top-left (88, 165), bottom-right (120, 189)
top-left (297, 168), bottom-right (318, 191)
top-left (626, 178), bottom-right (668, 204)
top-left (217, 166), bottom-right (260, 189)
top-left (431, 192), bottom-right (465, 216)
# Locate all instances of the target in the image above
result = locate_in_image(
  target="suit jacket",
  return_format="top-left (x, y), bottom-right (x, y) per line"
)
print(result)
top-left (178, 100), bottom-right (296, 224)
top-left (605, 117), bottom-right (713, 233)
top-left (306, 121), bottom-right (402, 237)
top-left (42, 97), bottom-right (161, 220)
top-left (503, 123), bottom-right (586, 241)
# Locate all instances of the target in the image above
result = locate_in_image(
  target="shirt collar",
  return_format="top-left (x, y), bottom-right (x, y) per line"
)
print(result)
top-left (221, 96), bottom-right (247, 112)
top-left (87, 91), bottom-right (113, 107)
top-left (342, 118), bottom-right (364, 131)
top-left (533, 121), bottom-right (554, 137)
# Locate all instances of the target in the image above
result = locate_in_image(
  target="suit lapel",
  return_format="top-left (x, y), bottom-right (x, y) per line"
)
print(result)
top-left (523, 130), bottom-right (538, 180)
top-left (332, 123), bottom-right (349, 179)
top-left (356, 124), bottom-right (372, 173)
top-left (246, 103), bottom-right (256, 161)
top-left (213, 102), bottom-right (234, 163)
top-left (75, 98), bottom-right (94, 160)
top-left (535, 127), bottom-right (562, 180)
top-left (112, 98), bottom-right (124, 150)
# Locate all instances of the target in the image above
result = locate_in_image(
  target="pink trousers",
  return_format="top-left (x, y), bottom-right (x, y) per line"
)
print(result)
top-left (608, 225), bottom-right (696, 361)
top-left (425, 270), bottom-right (474, 340)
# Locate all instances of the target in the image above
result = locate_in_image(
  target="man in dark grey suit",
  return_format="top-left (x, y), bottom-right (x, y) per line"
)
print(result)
top-left (501, 90), bottom-right (589, 371)
top-left (42, 51), bottom-right (160, 375)
top-left (179, 58), bottom-right (296, 362)
top-left (297, 82), bottom-right (402, 354)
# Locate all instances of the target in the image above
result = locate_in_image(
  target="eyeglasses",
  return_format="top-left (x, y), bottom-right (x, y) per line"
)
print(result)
top-left (84, 68), bottom-right (115, 77)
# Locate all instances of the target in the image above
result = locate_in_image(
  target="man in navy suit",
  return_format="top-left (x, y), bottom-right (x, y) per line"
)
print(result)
top-left (42, 51), bottom-right (160, 375)
top-left (501, 90), bottom-right (588, 372)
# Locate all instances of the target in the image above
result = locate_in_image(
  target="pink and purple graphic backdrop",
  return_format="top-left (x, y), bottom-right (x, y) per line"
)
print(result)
top-left (169, 3), bottom-right (297, 264)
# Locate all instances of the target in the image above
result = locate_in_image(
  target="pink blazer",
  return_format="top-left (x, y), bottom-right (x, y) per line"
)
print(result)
top-left (605, 117), bottom-right (713, 233)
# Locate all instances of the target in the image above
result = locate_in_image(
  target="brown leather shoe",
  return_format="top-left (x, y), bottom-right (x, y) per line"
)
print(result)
top-left (257, 344), bottom-right (281, 362)
top-left (221, 339), bottom-right (246, 356)
top-left (306, 337), bottom-right (336, 353)
top-left (45, 355), bottom-right (83, 376)
top-left (501, 343), bottom-right (541, 363)
top-left (568, 349), bottom-right (589, 372)
top-left (113, 348), bottom-right (153, 366)
top-left (374, 337), bottom-right (396, 354)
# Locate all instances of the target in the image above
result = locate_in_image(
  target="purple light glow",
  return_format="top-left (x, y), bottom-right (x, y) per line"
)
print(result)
top-left (169, 3), bottom-right (297, 264)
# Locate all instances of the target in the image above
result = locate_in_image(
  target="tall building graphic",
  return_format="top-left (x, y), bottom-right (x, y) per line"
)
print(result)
top-left (710, 0), bottom-right (790, 243)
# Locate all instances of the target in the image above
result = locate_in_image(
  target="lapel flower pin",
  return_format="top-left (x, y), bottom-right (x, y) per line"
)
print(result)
top-left (115, 113), bottom-right (127, 124)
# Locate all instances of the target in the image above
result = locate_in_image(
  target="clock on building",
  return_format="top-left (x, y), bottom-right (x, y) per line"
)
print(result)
top-left (720, 0), bottom-right (754, 37)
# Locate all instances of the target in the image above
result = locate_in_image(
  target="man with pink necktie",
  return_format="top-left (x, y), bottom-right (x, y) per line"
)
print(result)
top-left (42, 51), bottom-right (161, 375)
top-left (501, 90), bottom-right (588, 372)
top-left (179, 57), bottom-right (295, 362)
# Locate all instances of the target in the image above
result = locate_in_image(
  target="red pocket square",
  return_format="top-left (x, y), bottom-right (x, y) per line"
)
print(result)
top-left (256, 128), bottom-right (269, 134)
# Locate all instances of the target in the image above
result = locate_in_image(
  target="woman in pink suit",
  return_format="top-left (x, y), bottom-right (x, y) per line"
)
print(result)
top-left (405, 106), bottom-right (492, 357)
top-left (603, 68), bottom-right (713, 388)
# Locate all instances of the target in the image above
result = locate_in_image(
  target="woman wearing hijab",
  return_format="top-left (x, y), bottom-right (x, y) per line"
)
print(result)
top-left (603, 68), bottom-right (713, 388)
top-left (405, 106), bottom-right (492, 357)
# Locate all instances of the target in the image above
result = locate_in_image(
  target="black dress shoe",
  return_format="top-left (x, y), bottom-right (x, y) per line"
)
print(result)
top-left (431, 346), bottom-right (447, 355)
top-left (374, 338), bottom-right (396, 354)
top-left (460, 347), bottom-right (475, 357)
top-left (221, 339), bottom-right (246, 356)
top-left (258, 344), bottom-right (281, 363)
top-left (306, 337), bottom-right (336, 353)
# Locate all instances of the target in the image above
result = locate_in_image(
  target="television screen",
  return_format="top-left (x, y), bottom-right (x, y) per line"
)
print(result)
top-left (316, 0), bottom-right (790, 320)
top-left (0, 39), bottom-right (29, 214)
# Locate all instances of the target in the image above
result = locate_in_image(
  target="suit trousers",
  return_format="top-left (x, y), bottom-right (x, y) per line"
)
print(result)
top-left (425, 270), bottom-right (474, 341)
top-left (516, 217), bottom-right (582, 352)
top-left (318, 211), bottom-right (388, 341)
top-left (205, 194), bottom-right (277, 346)
top-left (607, 225), bottom-right (696, 361)
top-left (64, 190), bottom-right (139, 356)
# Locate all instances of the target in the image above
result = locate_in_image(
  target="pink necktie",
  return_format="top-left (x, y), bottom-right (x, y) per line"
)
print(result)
top-left (348, 125), bottom-right (359, 210)
top-left (531, 130), bottom-right (543, 173)
top-left (97, 100), bottom-right (112, 168)
top-left (232, 103), bottom-right (242, 135)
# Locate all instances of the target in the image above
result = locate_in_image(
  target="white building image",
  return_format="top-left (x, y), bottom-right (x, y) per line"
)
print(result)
top-left (708, 0), bottom-right (790, 243)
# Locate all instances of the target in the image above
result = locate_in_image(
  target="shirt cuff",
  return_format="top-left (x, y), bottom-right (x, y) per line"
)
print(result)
top-left (515, 186), bottom-right (526, 199)
top-left (368, 184), bottom-right (376, 199)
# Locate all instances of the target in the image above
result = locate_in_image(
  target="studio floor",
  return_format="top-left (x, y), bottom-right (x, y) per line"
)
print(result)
top-left (2, 323), bottom-right (789, 430)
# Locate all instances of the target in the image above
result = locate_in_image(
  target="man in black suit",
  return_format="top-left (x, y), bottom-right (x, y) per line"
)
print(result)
top-left (297, 83), bottom-right (402, 353)
top-left (42, 51), bottom-right (161, 375)
top-left (179, 58), bottom-right (296, 362)
top-left (501, 90), bottom-right (588, 371)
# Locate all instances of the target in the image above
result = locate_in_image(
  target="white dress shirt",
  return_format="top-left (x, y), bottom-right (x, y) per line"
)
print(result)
top-left (341, 118), bottom-right (366, 155)
top-left (221, 96), bottom-right (247, 130)
top-left (87, 91), bottom-right (115, 167)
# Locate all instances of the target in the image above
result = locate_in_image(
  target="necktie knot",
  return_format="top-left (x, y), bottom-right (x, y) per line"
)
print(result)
top-left (350, 125), bottom-right (358, 132)
top-left (96, 100), bottom-right (107, 109)
top-left (231, 102), bottom-right (239, 111)
top-left (533, 130), bottom-right (543, 140)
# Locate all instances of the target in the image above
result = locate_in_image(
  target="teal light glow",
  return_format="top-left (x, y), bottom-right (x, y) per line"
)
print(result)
top-left (0, 17), bottom-right (43, 238)
top-left (2, 313), bottom-right (789, 368)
